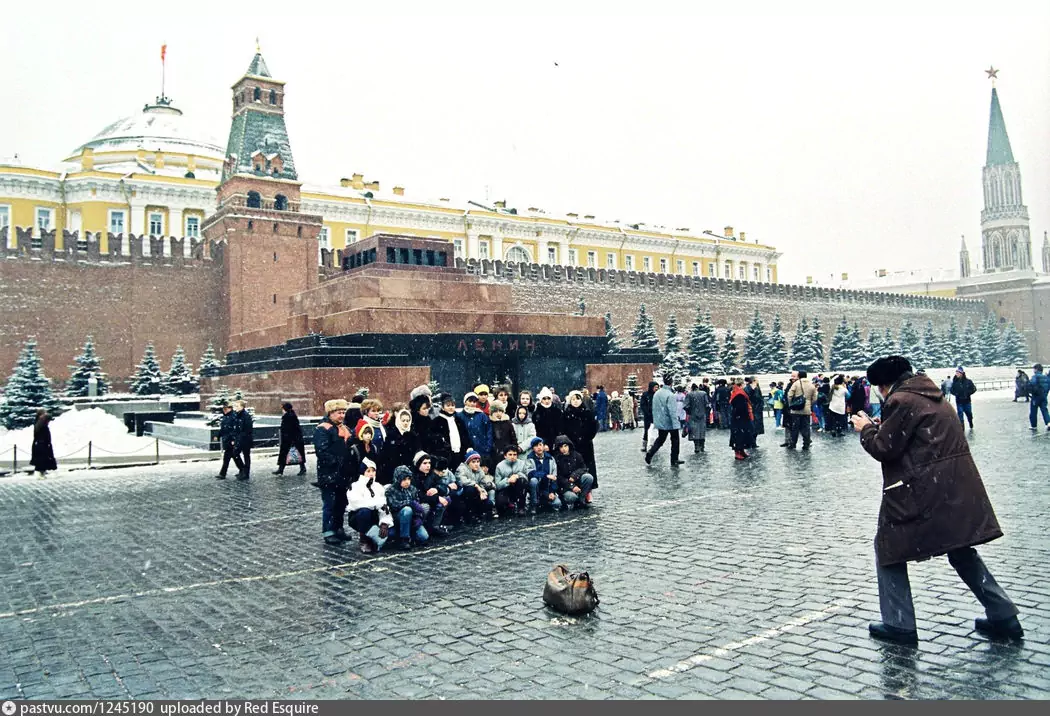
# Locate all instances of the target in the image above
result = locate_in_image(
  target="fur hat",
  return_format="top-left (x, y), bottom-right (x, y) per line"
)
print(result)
top-left (529, 436), bottom-right (545, 449)
top-left (409, 384), bottom-right (433, 401)
top-left (360, 457), bottom-right (377, 474)
top-left (489, 400), bottom-right (507, 414)
top-left (464, 449), bottom-right (481, 464)
top-left (393, 465), bottom-right (413, 483)
top-left (324, 398), bottom-right (349, 414)
top-left (413, 450), bottom-right (432, 469)
top-left (409, 393), bottom-right (432, 415)
top-left (867, 356), bottom-right (913, 387)
top-left (537, 387), bottom-right (553, 400)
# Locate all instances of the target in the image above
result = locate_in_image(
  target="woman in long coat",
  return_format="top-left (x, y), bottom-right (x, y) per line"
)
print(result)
top-left (562, 390), bottom-right (598, 487)
top-left (31, 409), bottom-right (58, 477)
top-left (728, 379), bottom-right (755, 460)
top-left (620, 391), bottom-right (636, 429)
top-left (683, 384), bottom-right (709, 452)
top-left (747, 380), bottom-right (765, 447)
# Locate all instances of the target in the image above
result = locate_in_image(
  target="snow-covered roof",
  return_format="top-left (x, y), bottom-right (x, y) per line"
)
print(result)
top-left (68, 99), bottom-right (224, 161)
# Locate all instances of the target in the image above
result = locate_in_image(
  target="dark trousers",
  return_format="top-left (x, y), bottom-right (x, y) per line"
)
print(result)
top-left (1029, 401), bottom-right (1049, 427)
top-left (642, 417), bottom-right (653, 446)
top-left (956, 402), bottom-right (974, 427)
top-left (219, 445), bottom-right (245, 476)
top-left (320, 486), bottom-right (348, 537)
top-left (876, 545), bottom-right (1019, 631)
top-left (350, 507), bottom-right (378, 535)
top-left (787, 414), bottom-right (811, 448)
top-left (496, 480), bottom-right (527, 512)
top-left (646, 428), bottom-right (680, 463)
top-left (276, 438), bottom-right (306, 473)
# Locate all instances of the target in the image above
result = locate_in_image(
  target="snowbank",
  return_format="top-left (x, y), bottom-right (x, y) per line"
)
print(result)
top-left (0, 407), bottom-right (199, 460)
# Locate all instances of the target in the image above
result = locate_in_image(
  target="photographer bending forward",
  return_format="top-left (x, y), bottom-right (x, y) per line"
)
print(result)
top-left (852, 356), bottom-right (1023, 645)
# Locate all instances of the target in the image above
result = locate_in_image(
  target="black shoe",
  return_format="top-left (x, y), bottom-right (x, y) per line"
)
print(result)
top-left (432, 525), bottom-right (452, 537)
top-left (333, 530), bottom-right (350, 541)
top-left (779, 443), bottom-right (790, 447)
top-left (868, 622), bottom-right (918, 645)
top-left (671, 460), bottom-right (685, 466)
top-left (644, 453), bottom-right (653, 465)
top-left (527, 506), bottom-right (537, 515)
top-left (272, 470), bottom-right (284, 475)
top-left (323, 535), bottom-right (342, 545)
top-left (974, 616), bottom-right (1024, 640)
top-left (298, 467), bottom-right (307, 475)
top-left (640, 446), bottom-right (648, 453)
top-left (215, 474), bottom-right (227, 480)
top-left (394, 538), bottom-right (413, 551)
top-left (801, 445), bottom-right (810, 451)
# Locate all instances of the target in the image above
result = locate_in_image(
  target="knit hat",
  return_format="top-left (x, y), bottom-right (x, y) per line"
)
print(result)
top-left (955, 366), bottom-right (965, 375)
top-left (360, 457), bottom-right (377, 474)
top-left (464, 391), bottom-right (478, 403)
top-left (355, 420), bottom-right (374, 440)
top-left (867, 356), bottom-right (914, 387)
top-left (537, 387), bottom-right (553, 400)
top-left (464, 449), bottom-right (481, 464)
top-left (474, 384), bottom-right (490, 396)
top-left (413, 450), bottom-right (432, 469)
top-left (393, 465), bottom-right (413, 483)
top-left (324, 398), bottom-right (349, 414)
top-left (529, 436), bottom-right (545, 448)
top-left (489, 400), bottom-right (507, 414)
top-left (566, 390), bottom-right (584, 403)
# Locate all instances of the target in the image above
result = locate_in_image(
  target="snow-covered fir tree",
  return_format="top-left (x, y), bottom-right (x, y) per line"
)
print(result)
top-left (624, 373), bottom-right (640, 398)
top-left (863, 328), bottom-right (882, 366)
top-left (842, 323), bottom-right (868, 371)
top-left (233, 388), bottom-right (245, 402)
top-left (427, 379), bottom-right (441, 396)
top-left (658, 314), bottom-right (688, 385)
top-left (790, 318), bottom-right (821, 372)
top-left (198, 343), bottom-right (222, 374)
top-left (742, 310), bottom-right (769, 374)
top-left (0, 339), bottom-right (63, 429)
top-left (767, 314), bottom-right (788, 373)
top-left (66, 335), bottom-right (110, 397)
top-left (996, 322), bottom-right (1027, 366)
top-left (685, 308), bottom-right (720, 375)
top-left (162, 346), bottom-right (198, 395)
top-left (898, 319), bottom-right (926, 368)
top-left (128, 343), bottom-right (164, 396)
top-left (828, 317), bottom-right (852, 371)
top-left (960, 318), bottom-right (981, 367)
top-left (355, 387), bottom-right (369, 399)
top-left (921, 321), bottom-right (948, 370)
top-left (944, 317), bottom-right (962, 367)
top-left (663, 313), bottom-right (682, 353)
top-left (977, 314), bottom-right (1001, 366)
top-left (604, 312), bottom-right (620, 353)
top-left (720, 327), bottom-right (740, 375)
top-left (810, 317), bottom-right (826, 371)
top-left (632, 304), bottom-right (660, 350)
top-left (207, 386), bottom-right (232, 412)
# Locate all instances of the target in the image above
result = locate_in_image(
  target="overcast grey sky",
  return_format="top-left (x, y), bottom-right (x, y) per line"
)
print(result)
top-left (4, 0), bottom-right (1048, 284)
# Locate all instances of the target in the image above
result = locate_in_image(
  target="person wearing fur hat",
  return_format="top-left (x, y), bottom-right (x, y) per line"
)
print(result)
top-left (552, 435), bottom-right (594, 509)
top-left (853, 355), bottom-right (1022, 645)
top-left (562, 390), bottom-right (599, 491)
top-left (494, 444), bottom-right (529, 515)
top-left (347, 457), bottom-right (394, 553)
top-left (524, 436), bottom-right (560, 514)
top-left (386, 465), bottom-right (429, 549)
top-left (381, 407), bottom-right (420, 486)
top-left (459, 392), bottom-right (493, 465)
top-left (488, 401), bottom-right (517, 466)
top-left (314, 399), bottom-right (353, 544)
top-left (455, 449), bottom-right (497, 521)
top-left (432, 393), bottom-right (472, 471)
top-left (412, 451), bottom-right (452, 536)
top-left (532, 388), bottom-right (563, 450)
top-left (511, 405), bottom-right (536, 450)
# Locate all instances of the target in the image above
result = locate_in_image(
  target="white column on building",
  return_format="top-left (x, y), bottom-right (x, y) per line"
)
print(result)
top-left (559, 237), bottom-right (570, 266)
top-left (537, 237), bottom-right (549, 264)
top-left (492, 233), bottom-right (504, 262)
top-left (170, 206), bottom-right (186, 256)
top-left (129, 204), bottom-right (147, 256)
top-left (467, 232), bottom-right (480, 260)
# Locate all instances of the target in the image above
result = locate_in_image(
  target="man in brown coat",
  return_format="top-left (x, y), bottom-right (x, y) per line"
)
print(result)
top-left (783, 370), bottom-right (817, 450)
top-left (852, 356), bottom-right (1023, 645)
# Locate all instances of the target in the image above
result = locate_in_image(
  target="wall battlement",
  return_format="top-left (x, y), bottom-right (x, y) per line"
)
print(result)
top-left (0, 226), bottom-right (225, 267)
top-left (454, 257), bottom-right (983, 313)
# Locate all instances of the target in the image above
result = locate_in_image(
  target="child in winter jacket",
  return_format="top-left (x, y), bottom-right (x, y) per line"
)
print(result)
top-left (459, 393), bottom-right (493, 462)
top-left (488, 401), bottom-right (517, 467)
top-left (552, 435), bottom-right (595, 509)
top-left (511, 406), bottom-right (536, 451)
top-left (386, 465), bottom-right (429, 549)
top-left (493, 444), bottom-right (529, 515)
top-left (412, 451), bottom-right (451, 536)
top-left (455, 449), bottom-right (497, 520)
top-left (347, 457), bottom-right (394, 553)
top-left (524, 437), bottom-right (559, 513)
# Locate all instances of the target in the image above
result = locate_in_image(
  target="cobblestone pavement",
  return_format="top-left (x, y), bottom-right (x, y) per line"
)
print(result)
top-left (1, 394), bottom-right (1047, 700)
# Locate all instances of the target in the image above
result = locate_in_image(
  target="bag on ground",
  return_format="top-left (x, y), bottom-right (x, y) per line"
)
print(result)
top-left (543, 564), bottom-right (599, 615)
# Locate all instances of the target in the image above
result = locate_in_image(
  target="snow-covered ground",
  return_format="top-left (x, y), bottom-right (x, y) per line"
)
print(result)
top-left (0, 407), bottom-right (199, 460)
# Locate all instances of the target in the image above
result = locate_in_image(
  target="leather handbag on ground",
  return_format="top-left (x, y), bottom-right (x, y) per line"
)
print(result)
top-left (543, 564), bottom-right (599, 615)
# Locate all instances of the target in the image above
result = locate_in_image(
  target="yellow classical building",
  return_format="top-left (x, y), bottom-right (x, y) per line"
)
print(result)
top-left (0, 53), bottom-right (780, 282)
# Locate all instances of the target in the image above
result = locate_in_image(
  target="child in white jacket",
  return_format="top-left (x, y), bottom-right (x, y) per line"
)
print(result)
top-left (348, 458), bottom-right (394, 553)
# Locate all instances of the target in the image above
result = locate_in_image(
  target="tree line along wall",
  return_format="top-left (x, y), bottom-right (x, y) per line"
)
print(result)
top-left (463, 259), bottom-right (990, 364)
top-left (0, 228), bottom-right (226, 391)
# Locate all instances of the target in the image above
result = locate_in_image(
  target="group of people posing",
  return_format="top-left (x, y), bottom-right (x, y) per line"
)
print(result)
top-left (308, 384), bottom-right (601, 550)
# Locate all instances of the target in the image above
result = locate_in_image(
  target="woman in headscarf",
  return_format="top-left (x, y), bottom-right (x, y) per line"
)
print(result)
top-left (31, 409), bottom-right (58, 478)
top-left (511, 404), bottom-right (536, 450)
top-left (562, 389), bottom-right (598, 489)
top-left (531, 387), bottom-right (563, 449)
top-left (381, 406), bottom-right (420, 485)
top-left (729, 378), bottom-right (755, 461)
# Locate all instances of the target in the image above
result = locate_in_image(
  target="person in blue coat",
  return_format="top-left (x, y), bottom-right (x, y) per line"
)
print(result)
top-left (1027, 363), bottom-right (1050, 431)
top-left (644, 374), bottom-right (684, 466)
top-left (458, 392), bottom-right (493, 466)
top-left (594, 385), bottom-right (609, 432)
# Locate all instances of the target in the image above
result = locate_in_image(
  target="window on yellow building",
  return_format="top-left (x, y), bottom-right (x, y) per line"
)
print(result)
top-left (692, 261), bottom-right (700, 277)
top-left (479, 240), bottom-right (490, 260)
top-left (607, 253), bottom-right (615, 269)
top-left (453, 238), bottom-right (464, 259)
top-left (587, 251), bottom-right (596, 268)
top-left (738, 264), bottom-right (746, 280)
top-left (724, 261), bottom-right (731, 278)
top-left (676, 259), bottom-right (684, 275)
top-left (149, 213), bottom-right (164, 237)
top-left (767, 267), bottom-right (773, 283)
top-left (345, 229), bottom-right (359, 245)
top-left (185, 216), bottom-right (200, 239)
top-left (0, 205), bottom-right (11, 233)
top-left (643, 257), bottom-right (651, 272)
top-left (625, 255), bottom-right (634, 271)
top-left (708, 262), bottom-right (716, 277)
top-left (547, 246), bottom-right (557, 264)
top-left (568, 249), bottom-right (578, 265)
top-left (108, 210), bottom-right (125, 235)
top-left (753, 265), bottom-right (760, 281)
top-left (35, 207), bottom-right (53, 233)
top-left (659, 258), bottom-right (667, 273)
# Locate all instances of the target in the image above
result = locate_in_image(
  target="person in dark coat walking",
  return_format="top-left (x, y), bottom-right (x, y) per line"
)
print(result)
top-left (215, 403), bottom-right (245, 479)
top-left (848, 376), bottom-right (869, 418)
top-left (532, 387), bottom-right (564, 450)
top-left (562, 390), bottom-right (598, 490)
top-left (683, 383), bottom-right (709, 453)
top-left (950, 367), bottom-right (977, 428)
top-left (714, 380), bottom-right (731, 430)
top-left (854, 356), bottom-right (1023, 645)
top-left (274, 402), bottom-right (306, 476)
top-left (1027, 363), bottom-right (1050, 431)
top-left (728, 378), bottom-right (755, 460)
top-left (594, 386), bottom-right (609, 432)
top-left (30, 409), bottom-right (58, 478)
top-left (745, 378), bottom-right (765, 447)
top-left (230, 400), bottom-right (254, 480)
top-left (639, 381), bottom-right (659, 452)
top-left (314, 399), bottom-right (353, 544)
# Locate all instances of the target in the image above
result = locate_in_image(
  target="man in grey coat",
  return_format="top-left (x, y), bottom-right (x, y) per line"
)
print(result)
top-left (683, 383), bottom-right (710, 453)
top-left (645, 374), bottom-right (685, 466)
